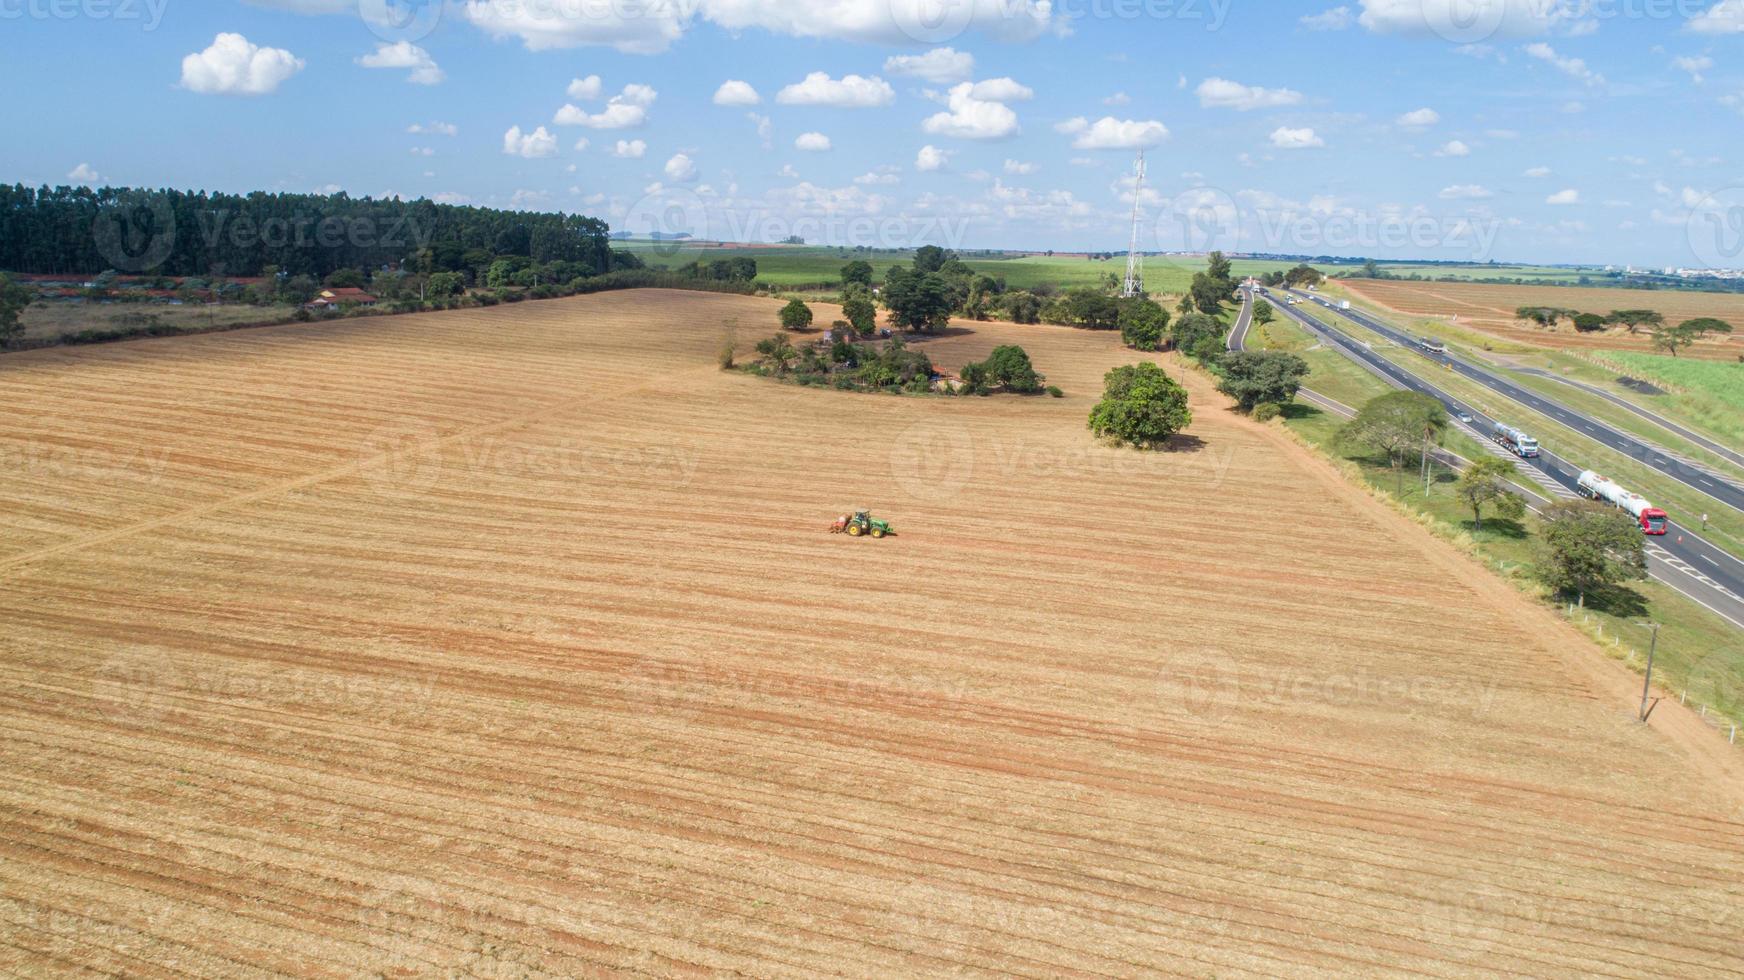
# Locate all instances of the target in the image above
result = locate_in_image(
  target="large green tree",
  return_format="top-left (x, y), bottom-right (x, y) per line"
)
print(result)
top-left (1088, 362), bottom-right (1192, 449)
top-left (1336, 390), bottom-right (1447, 492)
top-left (1538, 500), bottom-right (1647, 607)
top-left (1653, 317), bottom-right (1733, 356)
top-left (779, 298), bottom-right (814, 331)
top-left (0, 272), bottom-right (33, 347)
top-left (882, 267), bottom-right (954, 333)
top-left (1455, 457), bottom-right (1526, 531)
top-left (1170, 312), bottom-right (1227, 362)
top-left (842, 295), bottom-right (877, 335)
top-left (1252, 300), bottom-right (1275, 328)
top-left (841, 260), bottom-right (874, 289)
top-left (1118, 297), bottom-right (1169, 352)
top-left (1215, 351), bottom-right (1309, 413)
top-left (1604, 309), bottom-right (1663, 335)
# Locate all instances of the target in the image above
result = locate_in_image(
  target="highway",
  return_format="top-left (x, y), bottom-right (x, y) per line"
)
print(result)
top-left (1283, 288), bottom-right (1744, 516)
top-left (1239, 286), bottom-right (1744, 630)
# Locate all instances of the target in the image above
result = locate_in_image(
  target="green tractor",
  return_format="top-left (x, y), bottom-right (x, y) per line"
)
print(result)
top-left (830, 510), bottom-right (893, 538)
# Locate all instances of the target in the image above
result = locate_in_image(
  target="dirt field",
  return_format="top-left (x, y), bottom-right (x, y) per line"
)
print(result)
top-left (2, 290), bottom-right (1741, 976)
top-left (1345, 279), bottom-right (1744, 359)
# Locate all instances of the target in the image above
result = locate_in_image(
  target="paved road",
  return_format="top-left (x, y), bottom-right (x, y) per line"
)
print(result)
top-left (1512, 367), bottom-right (1744, 471)
top-left (1250, 287), bottom-right (1744, 630)
top-left (1284, 289), bottom-right (1744, 517)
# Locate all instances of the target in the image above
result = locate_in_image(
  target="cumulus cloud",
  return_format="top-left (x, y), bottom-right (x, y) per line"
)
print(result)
top-left (1546, 188), bottom-right (1581, 205)
top-left (1524, 42), bottom-right (1604, 85)
top-left (1439, 184), bottom-right (1493, 199)
top-left (664, 153), bottom-right (698, 182)
top-left (1301, 6), bottom-right (1353, 29)
top-left (884, 47), bottom-right (974, 84)
top-left (67, 163), bottom-right (101, 184)
top-left (1056, 116), bottom-right (1170, 149)
top-left (1103, 91), bottom-right (1131, 105)
top-left (776, 72), bottom-right (895, 107)
top-left (713, 79), bottom-right (761, 105)
top-left (503, 125), bottom-right (559, 158)
top-left (1396, 107), bottom-right (1440, 127)
top-left (854, 167), bottom-right (902, 185)
top-left (1689, 0), bottom-right (1744, 33)
top-left (1435, 139), bottom-right (1471, 156)
top-left (916, 145), bottom-right (950, 171)
top-left (1356, 0), bottom-right (1586, 38)
top-left (1524, 165), bottom-right (1551, 177)
top-left (458, 0), bottom-right (686, 54)
top-left (967, 77), bottom-right (1034, 102)
top-left (1004, 159), bottom-right (1038, 175)
top-left (795, 132), bottom-right (833, 151)
top-left (697, 0), bottom-right (1061, 45)
top-left (179, 33), bottom-right (304, 96)
top-left (1196, 77), bottom-right (1304, 111)
top-left (1269, 126), bottom-right (1324, 149)
top-left (1673, 54), bottom-right (1713, 83)
top-left (922, 82), bottom-right (1022, 139)
top-left (554, 84), bottom-right (657, 128)
top-left (612, 139), bottom-right (647, 158)
top-left (567, 75), bottom-right (603, 99)
top-left (408, 121), bottom-right (459, 136)
top-left (357, 41), bottom-right (443, 84)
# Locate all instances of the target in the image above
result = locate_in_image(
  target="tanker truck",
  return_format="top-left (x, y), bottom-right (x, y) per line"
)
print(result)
top-left (1491, 422), bottom-right (1540, 458)
top-left (1577, 471), bottom-right (1669, 535)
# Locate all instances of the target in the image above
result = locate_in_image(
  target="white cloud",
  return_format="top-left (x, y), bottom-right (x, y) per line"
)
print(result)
top-left (854, 167), bottom-right (901, 185)
top-left (503, 125), bottom-right (559, 158)
top-left (179, 33), bottom-right (304, 96)
top-left (697, 0), bottom-right (1061, 45)
top-left (777, 72), bottom-right (894, 107)
top-left (67, 163), bottom-right (101, 184)
top-left (1546, 188), bottom-right (1581, 205)
top-left (884, 47), bottom-right (974, 84)
top-left (922, 81), bottom-right (1022, 139)
top-left (778, 164), bottom-right (800, 179)
top-left (664, 153), bottom-right (698, 182)
top-left (1301, 6), bottom-right (1353, 29)
top-left (408, 121), bottom-right (459, 136)
top-left (1004, 159), bottom-right (1038, 175)
top-left (555, 84), bottom-right (657, 128)
top-left (1673, 54), bottom-right (1714, 83)
top-left (573, 138), bottom-right (590, 152)
top-left (357, 41), bottom-right (443, 84)
top-left (1269, 126), bottom-right (1324, 149)
top-left (1357, 0), bottom-right (1585, 38)
top-left (458, 0), bottom-right (685, 53)
top-left (1054, 116), bottom-right (1169, 150)
top-left (612, 139), bottom-right (647, 158)
top-left (795, 132), bottom-right (833, 151)
top-left (1689, 0), bottom-right (1744, 33)
top-left (567, 75), bottom-right (603, 99)
top-left (410, 146), bottom-right (434, 156)
top-left (1103, 91), bottom-right (1131, 106)
top-left (1435, 139), bottom-right (1471, 156)
top-left (1524, 165), bottom-right (1551, 177)
top-left (1439, 184), bottom-right (1493, 199)
top-left (1196, 77), bottom-right (1304, 111)
top-left (1396, 107), bottom-right (1440, 127)
top-left (747, 112), bottom-right (773, 146)
top-left (1524, 42), bottom-right (1604, 86)
top-left (916, 145), bottom-right (950, 171)
top-left (713, 79), bottom-right (761, 105)
top-left (968, 77), bottom-right (1034, 101)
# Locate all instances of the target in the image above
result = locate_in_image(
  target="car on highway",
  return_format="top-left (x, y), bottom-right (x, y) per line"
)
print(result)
top-left (1456, 412), bottom-right (1474, 424)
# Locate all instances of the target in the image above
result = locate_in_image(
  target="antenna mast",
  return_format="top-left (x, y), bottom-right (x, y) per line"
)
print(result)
top-left (1121, 150), bottom-right (1146, 298)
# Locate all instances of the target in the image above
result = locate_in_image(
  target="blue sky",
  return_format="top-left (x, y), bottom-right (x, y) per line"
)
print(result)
top-left (5, 0), bottom-right (1744, 267)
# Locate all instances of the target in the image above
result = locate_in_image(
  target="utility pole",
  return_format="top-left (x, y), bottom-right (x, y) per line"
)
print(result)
top-left (1121, 150), bottom-right (1146, 298)
top-left (1637, 622), bottom-right (1661, 722)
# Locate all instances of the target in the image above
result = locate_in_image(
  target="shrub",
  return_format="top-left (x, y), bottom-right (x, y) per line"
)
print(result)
top-left (1252, 401), bottom-right (1282, 422)
top-left (779, 298), bottom-right (814, 331)
top-left (1046, 385), bottom-right (1064, 398)
top-left (1088, 362), bottom-right (1192, 448)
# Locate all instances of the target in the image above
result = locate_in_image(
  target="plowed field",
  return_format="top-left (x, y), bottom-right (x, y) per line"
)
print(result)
top-left (2, 290), bottom-right (1741, 976)
top-left (1345, 279), bottom-right (1744, 359)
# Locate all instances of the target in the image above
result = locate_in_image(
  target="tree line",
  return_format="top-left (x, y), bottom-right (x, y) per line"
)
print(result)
top-left (1515, 305), bottom-right (1733, 356)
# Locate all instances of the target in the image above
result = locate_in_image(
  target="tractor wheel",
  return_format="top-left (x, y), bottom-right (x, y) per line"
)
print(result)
top-left (871, 528), bottom-right (885, 538)
top-left (847, 524), bottom-right (863, 536)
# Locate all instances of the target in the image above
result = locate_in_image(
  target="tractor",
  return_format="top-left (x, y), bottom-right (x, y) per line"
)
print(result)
top-left (830, 511), bottom-right (893, 538)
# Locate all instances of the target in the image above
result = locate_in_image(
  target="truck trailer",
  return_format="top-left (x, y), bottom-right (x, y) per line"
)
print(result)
top-left (1491, 422), bottom-right (1540, 458)
top-left (1577, 471), bottom-right (1669, 535)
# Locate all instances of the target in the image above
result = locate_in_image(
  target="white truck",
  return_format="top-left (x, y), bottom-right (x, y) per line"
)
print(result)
top-left (1577, 471), bottom-right (1669, 535)
top-left (1491, 422), bottom-right (1540, 458)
